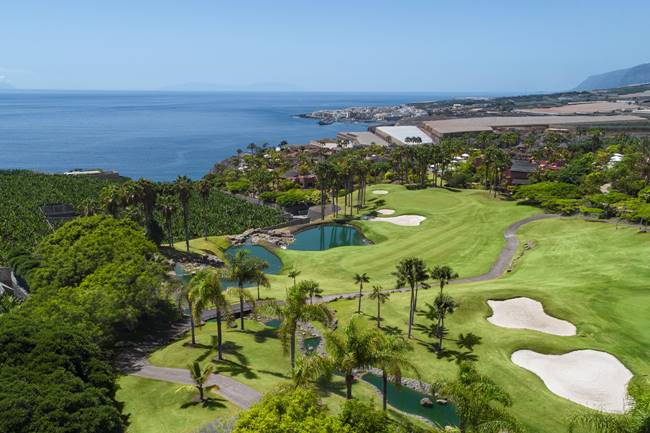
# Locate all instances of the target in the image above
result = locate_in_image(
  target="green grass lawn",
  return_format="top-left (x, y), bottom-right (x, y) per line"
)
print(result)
top-left (328, 217), bottom-right (650, 433)
top-left (145, 186), bottom-right (649, 432)
top-left (172, 235), bottom-right (230, 259)
top-left (147, 319), bottom-right (428, 429)
top-left (264, 184), bottom-right (540, 297)
top-left (117, 375), bottom-right (239, 433)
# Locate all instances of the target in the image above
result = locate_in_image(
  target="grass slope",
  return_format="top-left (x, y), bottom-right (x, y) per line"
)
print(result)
top-left (329, 218), bottom-right (650, 433)
top-left (268, 184), bottom-right (539, 296)
top-left (117, 376), bottom-right (238, 433)
top-left (148, 319), bottom-right (428, 429)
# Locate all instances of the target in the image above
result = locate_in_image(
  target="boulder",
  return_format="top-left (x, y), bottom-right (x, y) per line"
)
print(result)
top-left (420, 397), bottom-right (434, 407)
top-left (436, 398), bottom-right (448, 405)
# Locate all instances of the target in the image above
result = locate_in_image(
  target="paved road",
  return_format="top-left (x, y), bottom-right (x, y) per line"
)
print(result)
top-left (132, 362), bottom-right (261, 408)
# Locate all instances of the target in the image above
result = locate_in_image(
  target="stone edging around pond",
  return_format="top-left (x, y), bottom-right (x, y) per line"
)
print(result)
top-left (227, 227), bottom-right (294, 248)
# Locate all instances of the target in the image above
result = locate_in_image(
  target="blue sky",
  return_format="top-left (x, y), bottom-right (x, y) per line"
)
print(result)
top-left (1, 0), bottom-right (649, 92)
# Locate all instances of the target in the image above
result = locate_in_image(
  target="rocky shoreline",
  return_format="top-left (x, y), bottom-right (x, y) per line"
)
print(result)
top-left (227, 227), bottom-right (294, 248)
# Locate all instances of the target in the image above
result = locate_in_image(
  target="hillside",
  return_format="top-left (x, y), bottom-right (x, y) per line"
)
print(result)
top-left (575, 63), bottom-right (650, 91)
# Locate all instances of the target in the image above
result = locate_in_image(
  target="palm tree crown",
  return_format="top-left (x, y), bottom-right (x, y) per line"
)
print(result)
top-left (325, 316), bottom-right (381, 399)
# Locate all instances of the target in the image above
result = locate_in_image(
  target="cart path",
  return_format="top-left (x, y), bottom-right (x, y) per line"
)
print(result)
top-left (131, 361), bottom-right (261, 408)
top-left (318, 213), bottom-right (560, 303)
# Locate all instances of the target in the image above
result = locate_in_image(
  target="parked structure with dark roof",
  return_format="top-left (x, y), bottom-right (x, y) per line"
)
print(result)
top-left (506, 159), bottom-right (537, 185)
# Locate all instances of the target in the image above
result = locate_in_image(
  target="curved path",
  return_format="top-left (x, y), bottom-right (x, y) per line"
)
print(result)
top-left (318, 213), bottom-right (559, 303)
top-left (133, 361), bottom-right (261, 408)
top-left (452, 214), bottom-right (559, 284)
top-left (124, 213), bottom-right (558, 411)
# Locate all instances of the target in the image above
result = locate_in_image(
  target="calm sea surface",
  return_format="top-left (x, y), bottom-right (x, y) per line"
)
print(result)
top-left (0, 91), bottom-right (478, 181)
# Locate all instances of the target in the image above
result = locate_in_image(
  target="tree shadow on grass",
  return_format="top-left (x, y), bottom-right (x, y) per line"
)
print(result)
top-left (213, 359), bottom-right (258, 380)
top-left (180, 396), bottom-right (227, 410)
top-left (417, 339), bottom-right (479, 363)
top-left (245, 328), bottom-right (278, 343)
top-left (319, 377), bottom-right (348, 399)
top-left (257, 369), bottom-right (291, 380)
top-left (380, 325), bottom-right (403, 336)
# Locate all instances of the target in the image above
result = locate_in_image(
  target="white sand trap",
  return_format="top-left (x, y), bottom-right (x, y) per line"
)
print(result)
top-left (377, 209), bottom-right (395, 215)
top-left (372, 190), bottom-right (389, 195)
top-left (487, 297), bottom-right (576, 336)
top-left (368, 215), bottom-right (426, 226)
top-left (512, 350), bottom-right (633, 413)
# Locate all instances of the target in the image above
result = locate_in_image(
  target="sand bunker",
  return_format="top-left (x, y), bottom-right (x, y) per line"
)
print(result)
top-left (372, 190), bottom-right (389, 195)
top-left (487, 297), bottom-right (576, 336)
top-left (376, 209), bottom-right (395, 215)
top-left (512, 350), bottom-right (633, 413)
top-left (368, 215), bottom-right (426, 226)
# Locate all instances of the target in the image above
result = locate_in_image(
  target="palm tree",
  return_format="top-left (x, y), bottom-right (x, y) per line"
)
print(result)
top-left (441, 363), bottom-right (524, 433)
top-left (177, 282), bottom-right (197, 345)
top-left (136, 178), bottom-right (158, 238)
top-left (374, 334), bottom-right (419, 411)
top-left (195, 179), bottom-right (212, 240)
top-left (297, 279), bottom-right (323, 304)
top-left (430, 265), bottom-right (459, 297)
top-left (353, 273), bottom-right (370, 314)
top-left (175, 361), bottom-right (218, 402)
top-left (252, 263), bottom-right (270, 301)
top-left (175, 176), bottom-right (193, 253)
top-left (100, 184), bottom-right (122, 217)
top-left (433, 292), bottom-right (458, 352)
top-left (189, 269), bottom-right (229, 360)
top-left (264, 284), bottom-right (333, 370)
top-left (0, 293), bottom-right (22, 315)
top-left (568, 412), bottom-right (642, 433)
top-left (224, 250), bottom-right (258, 330)
top-left (393, 257), bottom-right (428, 339)
top-left (287, 269), bottom-right (301, 287)
top-left (368, 285), bottom-right (390, 328)
top-left (430, 265), bottom-right (459, 350)
top-left (291, 352), bottom-right (332, 388)
top-left (158, 194), bottom-right (177, 247)
top-left (325, 316), bottom-right (380, 399)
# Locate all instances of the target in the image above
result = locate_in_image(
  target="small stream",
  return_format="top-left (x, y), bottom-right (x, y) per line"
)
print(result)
top-left (362, 373), bottom-right (459, 428)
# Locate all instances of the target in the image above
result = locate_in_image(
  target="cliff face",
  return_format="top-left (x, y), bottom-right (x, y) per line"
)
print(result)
top-left (575, 63), bottom-right (650, 91)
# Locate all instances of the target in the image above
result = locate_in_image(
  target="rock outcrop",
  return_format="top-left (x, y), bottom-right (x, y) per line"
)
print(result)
top-left (228, 228), bottom-right (294, 248)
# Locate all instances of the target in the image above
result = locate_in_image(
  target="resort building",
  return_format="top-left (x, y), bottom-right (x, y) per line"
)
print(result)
top-left (336, 131), bottom-right (389, 147)
top-left (421, 115), bottom-right (647, 140)
top-left (374, 126), bottom-right (434, 145)
top-left (506, 159), bottom-right (537, 185)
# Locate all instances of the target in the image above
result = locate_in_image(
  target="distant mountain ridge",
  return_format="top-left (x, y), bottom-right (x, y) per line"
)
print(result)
top-left (575, 63), bottom-right (650, 91)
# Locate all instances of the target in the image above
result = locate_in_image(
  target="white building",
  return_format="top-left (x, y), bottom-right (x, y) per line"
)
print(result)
top-left (375, 126), bottom-right (433, 145)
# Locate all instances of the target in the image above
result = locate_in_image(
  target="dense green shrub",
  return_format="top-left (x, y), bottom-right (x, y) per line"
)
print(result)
top-left (233, 387), bottom-right (345, 433)
top-left (225, 179), bottom-right (251, 193)
top-left (0, 314), bottom-right (126, 433)
top-left (26, 216), bottom-right (172, 342)
top-left (275, 189), bottom-right (319, 207)
top-left (446, 172), bottom-right (473, 188)
top-left (514, 182), bottom-right (580, 204)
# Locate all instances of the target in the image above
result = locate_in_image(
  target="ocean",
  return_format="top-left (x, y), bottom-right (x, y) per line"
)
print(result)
top-left (0, 90), bottom-right (466, 181)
